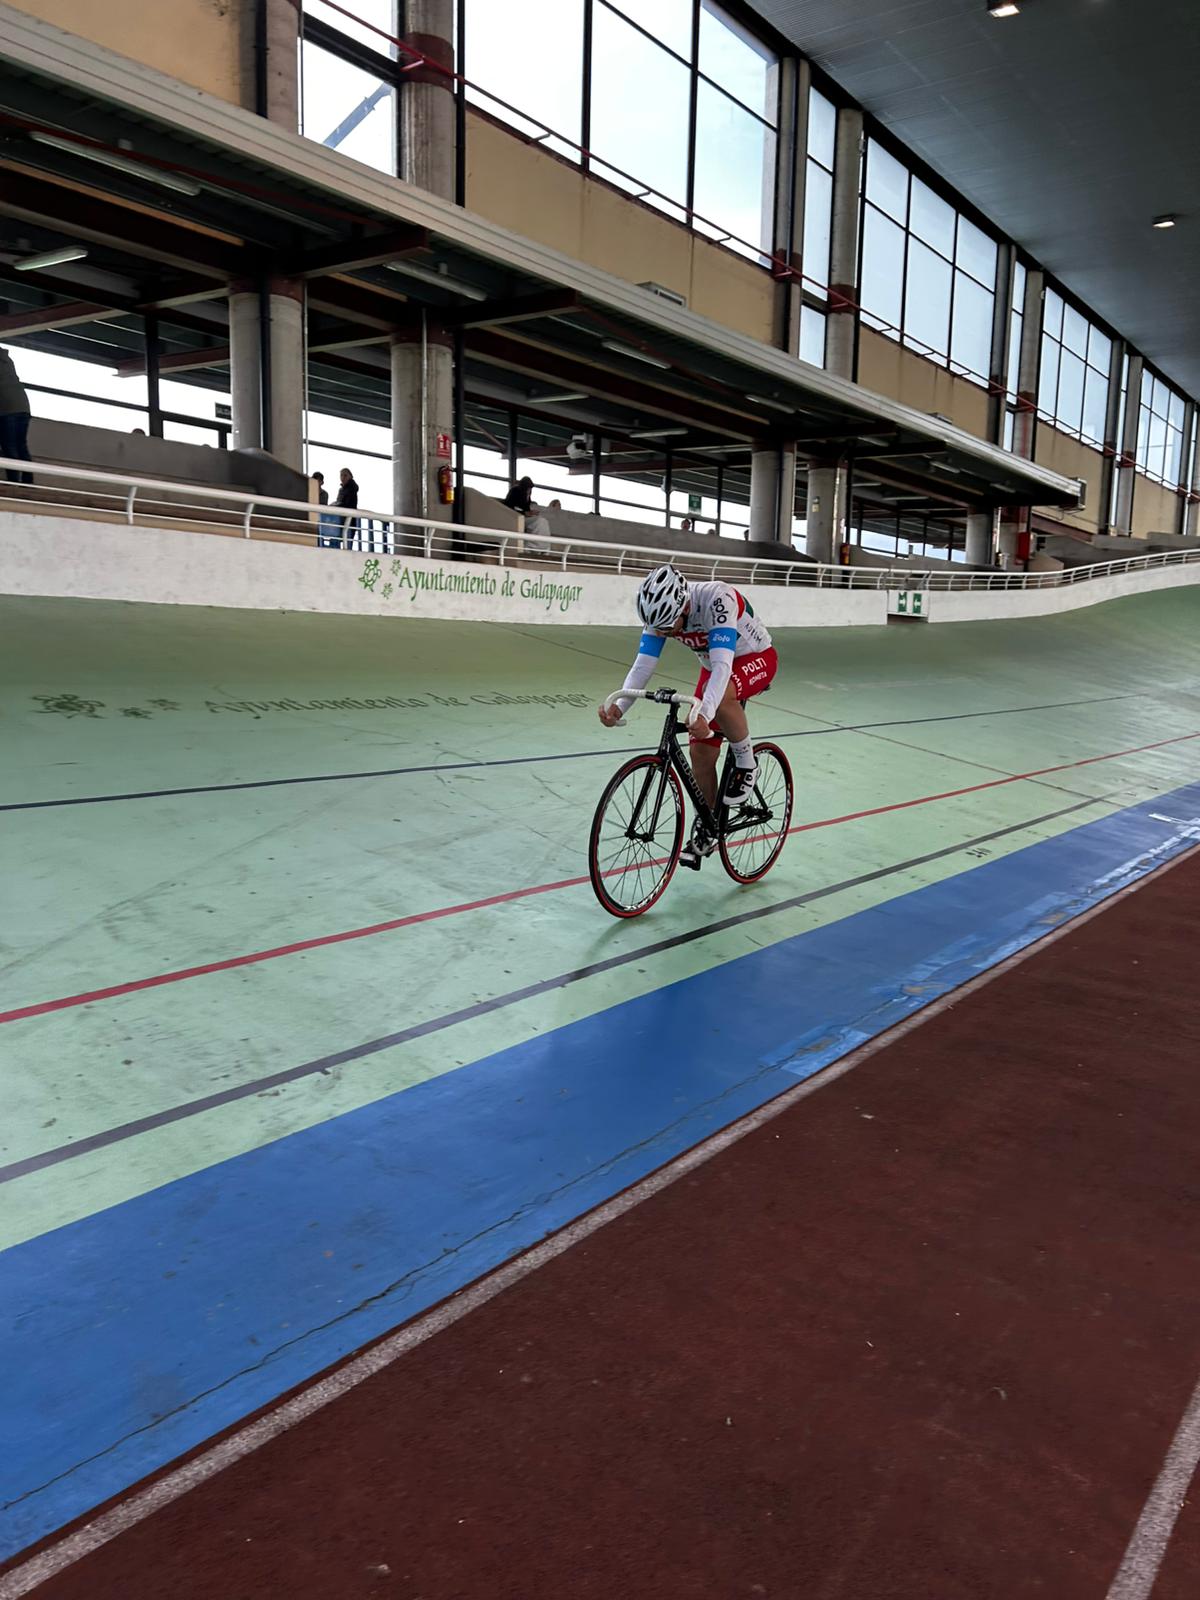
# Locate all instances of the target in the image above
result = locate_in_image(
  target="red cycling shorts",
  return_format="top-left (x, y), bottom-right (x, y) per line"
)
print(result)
top-left (690, 646), bottom-right (778, 747)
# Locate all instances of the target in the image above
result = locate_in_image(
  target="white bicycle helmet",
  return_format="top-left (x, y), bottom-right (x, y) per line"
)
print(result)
top-left (636, 564), bottom-right (689, 630)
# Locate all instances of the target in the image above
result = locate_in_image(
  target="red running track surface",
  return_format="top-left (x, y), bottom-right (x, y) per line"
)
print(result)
top-left (11, 850), bottom-right (1200, 1600)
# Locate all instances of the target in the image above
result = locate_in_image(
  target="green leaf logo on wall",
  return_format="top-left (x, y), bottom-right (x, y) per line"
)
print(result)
top-left (359, 557), bottom-right (584, 614)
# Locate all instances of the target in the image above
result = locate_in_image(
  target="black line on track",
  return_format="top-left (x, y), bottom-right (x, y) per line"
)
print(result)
top-left (0, 694), bottom-right (1136, 814)
top-left (0, 794), bottom-right (1099, 1184)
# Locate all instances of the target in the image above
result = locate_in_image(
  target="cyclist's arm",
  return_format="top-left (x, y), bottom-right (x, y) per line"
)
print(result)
top-left (614, 631), bottom-right (664, 712)
top-left (694, 626), bottom-right (737, 723)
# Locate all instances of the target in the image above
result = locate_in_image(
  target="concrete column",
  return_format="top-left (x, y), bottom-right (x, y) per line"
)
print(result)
top-left (391, 323), bottom-right (454, 531)
top-left (228, 278), bottom-right (305, 471)
top-left (1011, 266), bottom-right (1043, 462)
top-left (773, 56), bottom-right (810, 355)
top-left (987, 243), bottom-right (1016, 445)
top-left (243, 0), bottom-right (300, 123)
top-left (825, 107), bottom-right (863, 380)
top-left (965, 510), bottom-right (994, 567)
top-left (1099, 338), bottom-right (1126, 530)
top-left (997, 266), bottom-right (1044, 566)
top-left (401, 0), bottom-right (455, 200)
top-left (1113, 352), bottom-right (1143, 535)
top-left (1177, 403), bottom-right (1196, 537)
top-left (750, 445), bottom-right (797, 545)
top-left (805, 462), bottom-right (843, 564)
top-left (1187, 406), bottom-right (1200, 539)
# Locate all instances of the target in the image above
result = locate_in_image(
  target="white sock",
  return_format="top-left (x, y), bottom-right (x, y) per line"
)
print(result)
top-left (730, 736), bottom-right (755, 770)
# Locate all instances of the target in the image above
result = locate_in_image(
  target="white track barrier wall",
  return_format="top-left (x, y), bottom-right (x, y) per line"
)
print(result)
top-left (2, 516), bottom-right (1199, 629)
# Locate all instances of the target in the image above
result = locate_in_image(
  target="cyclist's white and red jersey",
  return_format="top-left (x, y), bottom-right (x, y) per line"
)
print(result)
top-left (617, 581), bottom-right (774, 723)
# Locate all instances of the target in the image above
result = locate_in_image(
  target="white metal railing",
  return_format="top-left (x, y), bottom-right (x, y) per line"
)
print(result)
top-left (2, 457), bottom-right (1199, 593)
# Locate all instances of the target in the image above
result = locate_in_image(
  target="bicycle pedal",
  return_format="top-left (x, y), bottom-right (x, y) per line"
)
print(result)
top-left (677, 851), bottom-right (703, 871)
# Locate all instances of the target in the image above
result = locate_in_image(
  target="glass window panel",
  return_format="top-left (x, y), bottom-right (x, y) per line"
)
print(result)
top-left (1012, 259), bottom-right (1027, 312)
top-left (1037, 334), bottom-right (1059, 418)
top-left (699, 1), bottom-right (778, 123)
top-left (300, 43), bottom-right (395, 174)
top-left (590, 5), bottom-right (690, 214)
top-left (802, 158), bottom-right (833, 297)
top-left (1043, 288), bottom-right (1064, 340)
top-left (1056, 349), bottom-right (1085, 432)
top-left (465, 0), bottom-right (583, 159)
top-left (1003, 408), bottom-right (1016, 452)
top-left (864, 140), bottom-right (908, 222)
top-left (950, 270), bottom-right (992, 382)
top-left (859, 205), bottom-right (904, 334)
top-left (1061, 304), bottom-right (1088, 357)
top-left (799, 305), bottom-right (826, 367)
top-left (1081, 367), bottom-right (1108, 446)
top-left (1140, 368), bottom-right (1154, 408)
top-left (606, 0), bottom-right (693, 59)
top-left (1136, 404), bottom-right (1151, 470)
top-left (909, 178), bottom-right (954, 258)
top-left (693, 82), bottom-right (775, 258)
top-left (303, 0), bottom-right (396, 57)
top-left (807, 87), bottom-right (836, 171)
top-left (1086, 325), bottom-right (1112, 377)
top-left (904, 238), bottom-right (951, 358)
top-left (1171, 425), bottom-right (1190, 480)
top-left (955, 217), bottom-right (997, 287)
top-left (1168, 389), bottom-right (1186, 432)
top-left (1147, 411), bottom-right (1167, 479)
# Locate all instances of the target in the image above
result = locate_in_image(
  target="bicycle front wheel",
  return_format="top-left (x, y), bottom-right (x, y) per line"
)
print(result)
top-left (719, 741), bottom-right (794, 884)
top-left (588, 755), bottom-right (685, 917)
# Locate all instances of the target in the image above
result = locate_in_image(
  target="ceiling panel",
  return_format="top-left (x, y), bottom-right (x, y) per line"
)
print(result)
top-left (751, 0), bottom-right (1200, 399)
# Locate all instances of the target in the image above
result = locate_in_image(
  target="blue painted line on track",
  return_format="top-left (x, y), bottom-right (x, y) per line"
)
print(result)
top-left (2, 778), bottom-right (1199, 1558)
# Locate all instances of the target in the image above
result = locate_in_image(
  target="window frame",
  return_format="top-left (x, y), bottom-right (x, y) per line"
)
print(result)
top-left (858, 134), bottom-right (999, 390)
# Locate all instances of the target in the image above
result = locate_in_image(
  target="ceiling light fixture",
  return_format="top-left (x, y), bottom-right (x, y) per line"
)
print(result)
top-left (1152, 214), bottom-right (1177, 229)
top-left (13, 244), bottom-right (89, 271)
top-left (386, 260), bottom-right (488, 300)
top-left (601, 339), bottom-right (671, 371)
top-left (526, 391), bottom-right (588, 405)
top-left (987, 0), bottom-right (1020, 16)
top-left (29, 131), bottom-right (203, 196)
top-left (746, 393), bottom-right (795, 413)
top-left (630, 426), bottom-right (688, 439)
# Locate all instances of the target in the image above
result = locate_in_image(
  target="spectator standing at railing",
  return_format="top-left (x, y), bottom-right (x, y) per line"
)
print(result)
top-left (0, 345), bottom-right (33, 484)
top-left (334, 466), bottom-right (359, 550)
top-left (312, 470), bottom-right (340, 549)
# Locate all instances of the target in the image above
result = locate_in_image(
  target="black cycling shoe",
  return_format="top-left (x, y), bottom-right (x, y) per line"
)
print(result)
top-left (723, 764), bottom-right (758, 806)
top-left (678, 822), bottom-right (718, 871)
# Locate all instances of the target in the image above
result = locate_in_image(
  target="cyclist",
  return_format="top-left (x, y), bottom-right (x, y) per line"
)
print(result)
top-left (598, 564), bottom-right (777, 868)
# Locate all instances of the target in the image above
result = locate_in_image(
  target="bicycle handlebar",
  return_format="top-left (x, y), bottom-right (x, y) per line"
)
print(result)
top-left (602, 689), bottom-right (703, 727)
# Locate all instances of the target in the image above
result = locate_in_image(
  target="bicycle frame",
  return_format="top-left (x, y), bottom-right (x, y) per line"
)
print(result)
top-left (603, 687), bottom-right (751, 844)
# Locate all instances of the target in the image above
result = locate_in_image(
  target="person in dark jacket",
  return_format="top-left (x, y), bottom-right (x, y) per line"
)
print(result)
top-left (334, 467), bottom-right (359, 550)
top-left (502, 475), bottom-right (552, 552)
top-left (503, 475), bottom-right (535, 516)
top-left (0, 346), bottom-right (33, 484)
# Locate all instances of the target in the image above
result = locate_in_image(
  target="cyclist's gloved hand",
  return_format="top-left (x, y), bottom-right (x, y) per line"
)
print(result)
top-left (689, 711), bottom-right (712, 742)
top-left (598, 702), bottom-right (624, 727)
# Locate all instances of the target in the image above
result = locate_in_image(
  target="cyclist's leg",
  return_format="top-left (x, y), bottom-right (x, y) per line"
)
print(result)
top-left (689, 737), bottom-right (721, 810)
top-left (688, 665), bottom-right (722, 811)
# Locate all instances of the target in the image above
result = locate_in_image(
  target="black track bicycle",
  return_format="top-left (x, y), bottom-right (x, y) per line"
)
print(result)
top-left (588, 688), bottom-right (794, 918)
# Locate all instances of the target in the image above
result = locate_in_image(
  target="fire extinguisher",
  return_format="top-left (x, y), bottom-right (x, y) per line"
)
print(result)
top-left (839, 540), bottom-right (852, 566)
top-left (437, 462), bottom-right (454, 505)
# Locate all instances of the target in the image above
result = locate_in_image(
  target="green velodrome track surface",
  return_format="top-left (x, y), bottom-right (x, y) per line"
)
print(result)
top-left (2, 588), bottom-right (1199, 1254)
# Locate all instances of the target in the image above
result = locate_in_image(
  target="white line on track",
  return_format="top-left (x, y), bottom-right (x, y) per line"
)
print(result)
top-left (1105, 1373), bottom-right (1200, 1600)
top-left (1, 840), bottom-right (1196, 1600)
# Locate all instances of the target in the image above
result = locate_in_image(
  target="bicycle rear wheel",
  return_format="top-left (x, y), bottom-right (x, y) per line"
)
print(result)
top-left (588, 754), bottom-right (685, 917)
top-left (719, 741), bottom-right (793, 884)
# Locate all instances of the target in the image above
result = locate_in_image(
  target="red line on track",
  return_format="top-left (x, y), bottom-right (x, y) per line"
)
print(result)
top-left (3, 730), bottom-right (1196, 1027)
